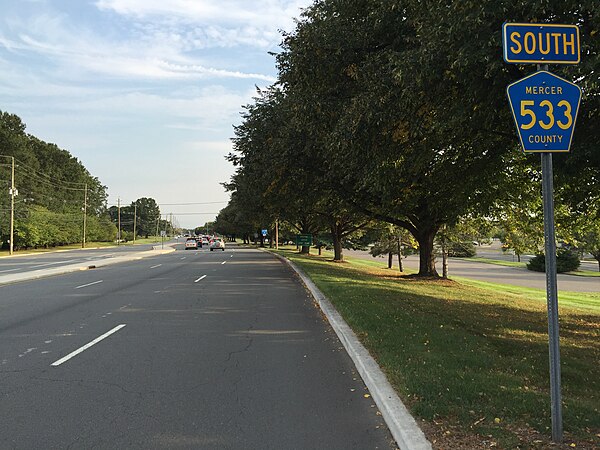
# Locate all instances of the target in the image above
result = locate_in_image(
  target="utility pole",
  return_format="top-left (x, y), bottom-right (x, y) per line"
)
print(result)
top-left (133, 203), bottom-right (137, 245)
top-left (275, 218), bottom-right (279, 249)
top-left (155, 215), bottom-right (160, 238)
top-left (117, 197), bottom-right (121, 245)
top-left (9, 156), bottom-right (16, 256)
top-left (162, 214), bottom-right (168, 249)
top-left (82, 183), bottom-right (87, 248)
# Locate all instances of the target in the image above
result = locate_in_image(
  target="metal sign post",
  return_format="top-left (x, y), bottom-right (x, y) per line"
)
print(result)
top-left (537, 61), bottom-right (563, 439)
top-left (503, 23), bottom-right (582, 443)
top-left (541, 147), bottom-right (563, 442)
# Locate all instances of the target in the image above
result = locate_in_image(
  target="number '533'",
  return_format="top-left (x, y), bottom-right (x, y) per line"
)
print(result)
top-left (519, 100), bottom-right (573, 130)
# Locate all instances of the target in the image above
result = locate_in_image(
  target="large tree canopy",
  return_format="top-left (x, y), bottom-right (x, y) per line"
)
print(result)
top-left (222, 0), bottom-right (599, 276)
top-left (0, 110), bottom-right (112, 248)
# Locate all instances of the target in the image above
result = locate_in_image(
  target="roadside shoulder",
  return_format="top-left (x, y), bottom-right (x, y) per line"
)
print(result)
top-left (266, 249), bottom-right (432, 450)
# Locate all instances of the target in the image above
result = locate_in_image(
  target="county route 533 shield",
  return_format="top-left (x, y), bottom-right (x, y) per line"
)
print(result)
top-left (507, 70), bottom-right (581, 152)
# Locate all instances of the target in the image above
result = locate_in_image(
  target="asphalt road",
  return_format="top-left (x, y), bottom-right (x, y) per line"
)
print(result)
top-left (0, 242), bottom-right (167, 276)
top-left (345, 250), bottom-right (598, 293)
top-left (0, 244), bottom-right (394, 449)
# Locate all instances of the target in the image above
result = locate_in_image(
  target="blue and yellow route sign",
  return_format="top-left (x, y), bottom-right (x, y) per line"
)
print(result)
top-left (507, 71), bottom-right (581, 153)
top-left (502, 23), bottom-right (580, 64)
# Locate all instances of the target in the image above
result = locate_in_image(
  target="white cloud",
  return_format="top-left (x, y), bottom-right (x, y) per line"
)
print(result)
top-left (0, 1), bottom-right (309, 227)
top-left (95, 0), bottom-right (309, 30)
top-left (0, 8), bottom-right (280, 82)
top-left (80, 86), bottom-right (254, 129)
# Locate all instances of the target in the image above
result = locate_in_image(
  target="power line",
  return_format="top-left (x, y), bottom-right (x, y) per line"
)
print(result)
top-left (161, 212), bottom-right (220, 215)
top-left (158, 201), bottom-right (227, 206)
top-left (15, 165), bottom-right (86, 192)
top-left (13, 158), bottom-right (88, 188)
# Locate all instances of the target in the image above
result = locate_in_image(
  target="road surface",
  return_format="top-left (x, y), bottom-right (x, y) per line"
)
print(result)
top-left (0, 242), bottom-right (163, 276)
top-left (0, 244), bottom-right (394, 449)
top-left (345, 250), bottom-right (598, 293)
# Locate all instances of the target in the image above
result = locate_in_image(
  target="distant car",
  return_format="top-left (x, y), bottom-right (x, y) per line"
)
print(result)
top-left (201, 237), bottom-right (209, 245)
top-left (210, 239), bottom-right (225, 251)
top-left (185, 238), bottom-right (198, 250)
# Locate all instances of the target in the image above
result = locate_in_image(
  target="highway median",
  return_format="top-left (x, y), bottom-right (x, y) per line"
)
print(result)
top-left (269, 247), bottom-right (599, 450)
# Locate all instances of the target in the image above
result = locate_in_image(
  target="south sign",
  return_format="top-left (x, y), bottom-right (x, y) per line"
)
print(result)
top-left (506, 71), bottom-right (581, 153)
top-left (503, 23), bottom-right (580, 64)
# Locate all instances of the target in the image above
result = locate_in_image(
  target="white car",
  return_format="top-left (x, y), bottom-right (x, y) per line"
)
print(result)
top-left (210, 239), bottom-right (225, 251)
top-left (185, 238), bottom-right (198, 250)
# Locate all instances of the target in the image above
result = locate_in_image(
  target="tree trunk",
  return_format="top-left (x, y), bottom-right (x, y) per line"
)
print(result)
top-left (318, 246), bottom-right (323, 256)
top-left (415, 227), bottom-right (439, 277)
top-left (442, 244), bottom-right (448, 279)
top-left (517, 253), bottom-right (521, 263)
top-left (331, 222), bottom-right (344, 262)
top-left (397, 236), bottom-right (403, 272)
top-left (388, 252), bottom-right (393, 269)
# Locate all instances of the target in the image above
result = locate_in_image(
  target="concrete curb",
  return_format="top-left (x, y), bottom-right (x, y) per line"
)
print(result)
top-left (271, 252), bottom-right (432, 450)
top-left (0, 247), bottom-right (176, 286)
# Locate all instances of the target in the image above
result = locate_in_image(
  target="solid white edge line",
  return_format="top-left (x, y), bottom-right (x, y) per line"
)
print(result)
top-left (270, 251), bottom-right (432, 450)
top-left (51, 324), bottom-right (127, 367)
top-left (75, 280), bottom-right (104, 289)
top-left (194, 275), bottom-right (207, 283)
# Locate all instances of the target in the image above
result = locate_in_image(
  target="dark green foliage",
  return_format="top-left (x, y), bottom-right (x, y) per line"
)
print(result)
top-left (527, 255), bottom-right (545, 272)
top-left (0, 110), bottom-right (113, 248)
top-left (108, 198), bottom-right (160, 239)
top-left (527, 249), bottom-right (581, 273)
top-left (447, 242), bottom-right (477, 258)
top-left (223, 0), bottom-right (599, 276)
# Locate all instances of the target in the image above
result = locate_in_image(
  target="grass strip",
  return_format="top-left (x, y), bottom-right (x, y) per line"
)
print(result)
top-left (272, 249), bottom-right (599, 449)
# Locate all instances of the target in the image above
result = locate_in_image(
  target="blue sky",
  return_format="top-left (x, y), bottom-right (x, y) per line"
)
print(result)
top-left (0, 0), bottom-right (311, 228)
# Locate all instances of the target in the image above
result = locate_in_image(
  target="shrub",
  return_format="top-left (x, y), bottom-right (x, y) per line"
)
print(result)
top-left (527, 254), bottom-right (545, 272)
top-left (526, 249), bottom-right (580, 273)
top-left (447, 241), bottom-right (476, 257)
top-left (557, 249), bottom-right (581, 272)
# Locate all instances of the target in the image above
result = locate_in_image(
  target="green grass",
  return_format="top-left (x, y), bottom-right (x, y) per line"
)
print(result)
top-left (271, 248), bottom-right (600, 448)
top-left (565, 270), bottom-right (600, 278)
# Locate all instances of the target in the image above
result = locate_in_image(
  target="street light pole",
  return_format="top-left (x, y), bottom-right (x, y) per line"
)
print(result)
top-left (9, 156), bottom-right (16, 255)
top-left (117, 197), bottom-right (121, 246)
top-left (82, 183), bottom-right (87, 248)
top-left (133, 203), bottom-right (137, 245)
